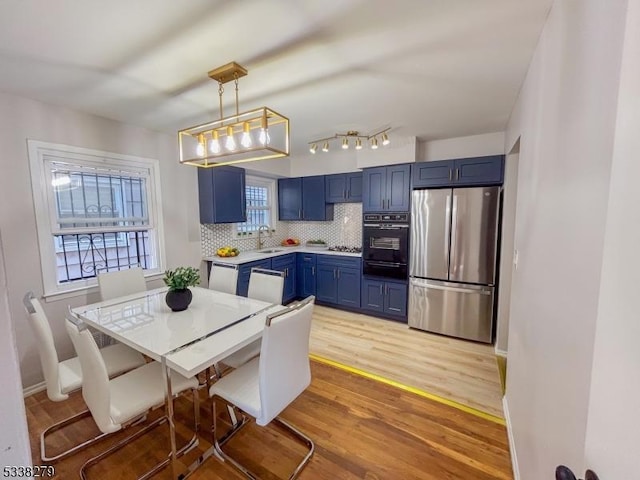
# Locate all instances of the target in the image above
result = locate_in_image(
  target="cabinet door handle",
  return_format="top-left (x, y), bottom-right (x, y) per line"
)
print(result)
top-left (343, 189), bottom-right (347, 199)
top-left (312, 266), bottom-right (315, 275)
top-left (333, 268), bottom-right (336, 279)
top-left (379, 285), bottom-right (383, 295)
top-left (285, 267), bottom-right (288, 278)
top-left (337, 269), bottom-right (341, 279)
top-left (449, 169), bottom-right (453, 181)
top-left (455, 168), bottom-right (460, 180)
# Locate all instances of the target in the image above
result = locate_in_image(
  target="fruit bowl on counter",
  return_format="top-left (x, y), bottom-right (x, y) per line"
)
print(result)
top-left (305, 239), bottom-right (328, 250)
top-left (280, 238), bottom-right (300, 247)
top-left (216, 246), bottom-right (240, 257)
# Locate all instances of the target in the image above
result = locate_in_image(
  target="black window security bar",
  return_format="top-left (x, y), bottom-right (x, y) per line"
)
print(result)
top-left (54, 231), bottom-right (151, 284)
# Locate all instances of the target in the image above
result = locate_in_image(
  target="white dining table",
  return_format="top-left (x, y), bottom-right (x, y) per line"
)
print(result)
top-left (71, 286), bottom-right (282, 479)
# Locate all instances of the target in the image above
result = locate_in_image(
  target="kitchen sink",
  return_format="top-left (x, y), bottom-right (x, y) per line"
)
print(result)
top-left (259, 249), bottom-right (283, 253)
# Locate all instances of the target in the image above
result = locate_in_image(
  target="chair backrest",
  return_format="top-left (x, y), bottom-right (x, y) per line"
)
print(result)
top-left (208, 263), bottom-right (239, 295)
top-left (64, 318), bottom-right (120, 434)
top-left (97, 267), bottom-right (146, 301)
top-left (23, 292), bottom-right (64, 401)
top-left (248, 268), bottom-right (284, 305)
top-left (257, 296), bottom-right (315, 426)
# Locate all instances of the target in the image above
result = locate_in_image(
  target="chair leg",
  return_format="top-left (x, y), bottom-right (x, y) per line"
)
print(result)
top-left (79, 388), bottom-right (200, 480)
top-left (40, 409), bottom-right (111, 463)
top-left (211, 395), bottom-right (315, 480)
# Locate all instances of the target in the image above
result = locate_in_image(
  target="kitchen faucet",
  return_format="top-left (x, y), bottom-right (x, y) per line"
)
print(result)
top-left (257, 225), bottom-right (270, 250)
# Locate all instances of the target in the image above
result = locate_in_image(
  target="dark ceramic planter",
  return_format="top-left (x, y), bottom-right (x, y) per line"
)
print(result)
top-left (165, 288), bottom-right (192, 312)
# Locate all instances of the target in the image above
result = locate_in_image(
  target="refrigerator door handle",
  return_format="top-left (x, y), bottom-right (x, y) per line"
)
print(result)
top-left (410, 279), bottom-right (492, 295)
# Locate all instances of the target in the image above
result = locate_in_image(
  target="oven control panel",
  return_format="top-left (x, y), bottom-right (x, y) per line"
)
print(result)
top-left (363, 213), bottom-right (409, 223)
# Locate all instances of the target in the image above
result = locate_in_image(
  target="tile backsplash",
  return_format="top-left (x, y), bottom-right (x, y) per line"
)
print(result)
top-left (200, 203), bottom-right (362, 257)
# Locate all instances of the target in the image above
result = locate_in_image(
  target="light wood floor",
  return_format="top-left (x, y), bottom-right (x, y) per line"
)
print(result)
top-left (25, 361), bottom-right (512, 479)
top-left (309, 305), bottom-right (504, 418)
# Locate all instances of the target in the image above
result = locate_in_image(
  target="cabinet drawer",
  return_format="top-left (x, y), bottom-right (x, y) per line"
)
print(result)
top-left (316, 255), bottom-right (361, 269)
top-left (297, 253), bottom-right (316, 264)
top-left (271, 253), bottom-right (296, 268)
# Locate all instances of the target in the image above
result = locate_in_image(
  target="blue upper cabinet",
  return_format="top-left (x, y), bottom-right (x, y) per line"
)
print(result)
top-left (278, 176), bottom-right (333, 221)
top-left (363, 164), bottom-right (410, 212)
top-left (302, 176), bottom-right (334, 220)
top-left (325, 172), bottom-right (363, 203)
top-left (198, 166), bottom-right (246, 224)
top-left (277, 177), bottom-right (302, 220)
top-left (412, 155), bottom-right (504, 188)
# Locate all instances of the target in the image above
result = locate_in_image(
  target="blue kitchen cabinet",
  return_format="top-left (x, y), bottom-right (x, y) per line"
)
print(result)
top-left (325, 172), bottom-right (363, 203)
top-left (362, 164), bottom-right (410, 212)
top-left (237, 259), bottom-right (272, 297)
top-left (361, 277), bottom-right (408, 320)
top-left (278, 176), bottom-right (333, 221)
top-left (302, 176), bottom-right (334, 220)
top-left (315, 255), bottom-right (361, 307)
top-left (296, 253), bottom-right (316, 298)
top-left (412, 155), bottom-right (504, 188)
top-left (271, 254), bottom-right (296, 304)
top-left (277, 177), bottom-right (302, 220)
top-left (198, 166), bottom-right (246, 224)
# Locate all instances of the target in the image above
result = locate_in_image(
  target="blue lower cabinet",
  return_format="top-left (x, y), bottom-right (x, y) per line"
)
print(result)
top-left (315, 264), bottom-right (338, 303)
top-left (237, 259), bottom-right (272, 297)
top-left (362, 277), bottom-right (407, 320)
top-left (315, 255), bottom-right (361, 308)
top-left (272, 254), bottom-right (296, 304)
top-left (296, 254), bottom-right (316, 298)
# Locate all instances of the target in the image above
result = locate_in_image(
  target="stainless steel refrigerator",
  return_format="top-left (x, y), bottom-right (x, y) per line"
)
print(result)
top-left (408, 187), bottom-right (500, 343)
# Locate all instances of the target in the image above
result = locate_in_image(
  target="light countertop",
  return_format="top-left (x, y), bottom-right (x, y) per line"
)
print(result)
top-left (203, 246), bottom-right (361, 265)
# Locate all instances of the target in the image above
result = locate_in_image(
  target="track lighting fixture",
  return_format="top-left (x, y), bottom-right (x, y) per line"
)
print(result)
top-left (308, 128), bottom-right (391, 154)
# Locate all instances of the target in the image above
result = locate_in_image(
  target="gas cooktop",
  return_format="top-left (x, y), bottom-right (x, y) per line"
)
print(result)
top-left (328, 246), bottom-right (362, 253)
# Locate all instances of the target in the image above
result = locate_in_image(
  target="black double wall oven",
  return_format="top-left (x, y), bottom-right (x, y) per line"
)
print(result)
top-left (362, 213), bottom-right (409, 280)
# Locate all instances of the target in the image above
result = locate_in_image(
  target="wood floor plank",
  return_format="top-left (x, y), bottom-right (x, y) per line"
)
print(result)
top-left (309, 305), bottom-right (505, 417)
top-left (25, 362), bottom-right (511, 479)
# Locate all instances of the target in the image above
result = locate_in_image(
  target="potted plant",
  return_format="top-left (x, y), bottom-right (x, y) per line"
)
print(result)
top-left (163, 266), bottom-right (200, 311)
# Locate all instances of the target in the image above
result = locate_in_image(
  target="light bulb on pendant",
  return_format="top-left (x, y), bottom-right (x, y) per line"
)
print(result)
top-left (225, 126), bottom-right (236, 151)
top-left (355, 138), bottom-right (363, 150)
top-left (241, 122), bottom-right (252, 148)
top-left (309, 143), bottom-right (317, 154)
top-left (259, 113), bottom-right (270, 145)
top-left (322, 142), bottom-right (329, 152)
top-left (210, 130), bottom-right (221, 154)
top-left (370, 137), bottom-right (379, 150)
top-left (342, 138), bottom-right (349, 149)
top-left (382, 132), bottom-right (390, 146)
top-left (196, 133), bottom-right (206, 157)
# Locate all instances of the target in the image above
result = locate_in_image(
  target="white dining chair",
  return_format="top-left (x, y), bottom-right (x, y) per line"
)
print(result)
top-left (97, 266), bottom-right (147, 301)
top-left (221, 267), bottom-right (284, 369)
top-left (208, 263), bottom-right (239, 295)
top-left (209, 296), bottom-right (315, 480)
top-left (23, 292), bottom-right (146, 462)
top-left (65, 317), bottom-right (200, 480)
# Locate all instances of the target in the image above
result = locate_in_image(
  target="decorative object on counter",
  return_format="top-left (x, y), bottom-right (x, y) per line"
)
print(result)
top-left (178, 61), bottom-right (289, 168)
top-left (328, 245), bottom-right (362, 253)
top-left (216, 246), bottom-right (240, 257)
top-left (308, 128), bottom-right (390, 154)
top-left (163, 266), bottom-right (200, 311)
top-left (281, 237), bottom-right (300, 247)
top-left (306, 239), bottom-right (328, 249)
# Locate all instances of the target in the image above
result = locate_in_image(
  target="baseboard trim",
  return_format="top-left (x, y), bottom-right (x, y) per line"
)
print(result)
top-left (23, 381), bottom-right (46, 398)
top-left (503, 396), bottom-right (520, 480)
top-left (495, 347), bottom-right (508, 357)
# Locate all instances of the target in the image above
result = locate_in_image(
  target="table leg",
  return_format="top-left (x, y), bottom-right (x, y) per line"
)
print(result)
top-left (162, 356), bottom-right (179, 479)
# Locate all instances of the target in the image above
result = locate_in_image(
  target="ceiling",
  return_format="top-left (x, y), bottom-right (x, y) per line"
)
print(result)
top-left (0, 0), bottom-right (552, 155)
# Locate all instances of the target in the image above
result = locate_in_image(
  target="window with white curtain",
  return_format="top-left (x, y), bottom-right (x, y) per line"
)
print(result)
top-left (28, 140), bottom-right (165, 296)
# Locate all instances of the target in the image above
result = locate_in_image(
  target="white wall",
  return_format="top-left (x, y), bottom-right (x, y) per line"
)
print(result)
top-left (504, 0), bottom-right (628, 478)
top-left (417, 132), bottom-right (505, 162)
top-left (0, 92), bottom-right (202, 388)
top-left (0, 231), bottom-right (32, 467)
top-left (584, 0), bottom-right (640, 476)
